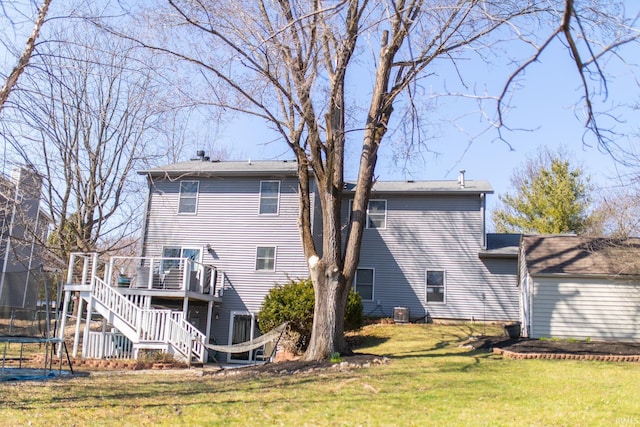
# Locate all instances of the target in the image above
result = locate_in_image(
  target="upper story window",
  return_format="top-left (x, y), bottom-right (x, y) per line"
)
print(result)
top-left (255, 246), bottom-right (276, 271)
top-left (349, 199), bottom-right (387, 229)
top-left (354, 268), bottom-right (374, 301)
top-left (178, 181), bottom-right (199, 214)
top-left (426, 270), bottom-right (446, 303)
top-left (367, 200), bottom-right (387, 228)
top-left (259, 181), bottom-right (280, 215)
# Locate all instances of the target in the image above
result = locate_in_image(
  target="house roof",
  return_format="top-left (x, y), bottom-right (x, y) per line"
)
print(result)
top-left (521, 235), bottom-right (640, 277)
top-left (139, 159), bottom-right (494, 194)
top-left (139, 159), bottom-right (300, 177)
top-left (345, 180), bottom-right (493, 194)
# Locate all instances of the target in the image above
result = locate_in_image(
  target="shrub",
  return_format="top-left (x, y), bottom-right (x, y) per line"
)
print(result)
top-left (258, 278), bottom-right (364, 352)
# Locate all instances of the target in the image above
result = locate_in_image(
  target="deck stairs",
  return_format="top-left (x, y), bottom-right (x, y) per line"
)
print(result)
top-left (62, 253), bottom-right (212, 363)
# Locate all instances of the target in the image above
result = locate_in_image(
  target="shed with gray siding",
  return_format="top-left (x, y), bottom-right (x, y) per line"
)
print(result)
top-left (518, 235), bottom-right (640, 342)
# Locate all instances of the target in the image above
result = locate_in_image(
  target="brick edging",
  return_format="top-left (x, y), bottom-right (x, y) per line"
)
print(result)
top-left (493, 347), bottom-right (640, 362)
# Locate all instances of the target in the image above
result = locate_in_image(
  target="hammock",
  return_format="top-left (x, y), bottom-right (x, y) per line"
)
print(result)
top-left (206, 322), bottom-right (288, 354)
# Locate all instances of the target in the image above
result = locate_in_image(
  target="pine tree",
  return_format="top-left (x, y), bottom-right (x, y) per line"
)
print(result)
top-left (493, 151), bottom-right (590, 234)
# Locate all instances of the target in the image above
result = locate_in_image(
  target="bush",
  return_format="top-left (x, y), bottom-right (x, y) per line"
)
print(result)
top-left (258, 278), bottom-right (364, 352)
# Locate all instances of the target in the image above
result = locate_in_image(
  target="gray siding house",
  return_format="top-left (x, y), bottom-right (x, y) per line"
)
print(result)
top-left (0, 167), bottom-right (48, 290)
top-left (60, 156), bottom-right (520, 365)
top-left (138, 158), bottom-right (519, 360)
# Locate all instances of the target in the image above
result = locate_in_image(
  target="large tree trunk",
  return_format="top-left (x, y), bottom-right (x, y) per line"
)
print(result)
top-left (304, 257), bottom-right (352, 360)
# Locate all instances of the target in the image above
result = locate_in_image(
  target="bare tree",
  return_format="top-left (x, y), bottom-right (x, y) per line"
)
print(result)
top-left (585, 186), bottom-right (640, 238)
top-left (108, 1), bottom-right (639, 360)
top-left (4, 24), bottom-right (172, 266)
top-left (0, 0), bottom-right (51, 112)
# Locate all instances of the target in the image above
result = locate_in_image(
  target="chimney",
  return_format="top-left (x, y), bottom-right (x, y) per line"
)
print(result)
top-left (458, 169), bottom-right (466, 188)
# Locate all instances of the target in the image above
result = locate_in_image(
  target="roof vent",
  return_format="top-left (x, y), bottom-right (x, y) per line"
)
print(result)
top-left (458, 169), bottom-right (466, 188)
top-left (192, 150), bottom-right (208, 161)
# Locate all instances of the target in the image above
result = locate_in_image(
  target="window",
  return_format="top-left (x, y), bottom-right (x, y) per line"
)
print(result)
top-left (426, 270), bottom-right (445, 303)
top-left (354, 268), bottom-right (374, 301)
top-left (255, 246), bottom-right (276, 271)
top-left (178, 181), bottom-right (199, 214)
top-left (259, 181), bottom-right (280, 214)
top-left (367, 200), bottom-right (386, 228)
top-left (349, 199), bottom-right (387, 229)
top-left (162, 246), bottom-right (201, 271)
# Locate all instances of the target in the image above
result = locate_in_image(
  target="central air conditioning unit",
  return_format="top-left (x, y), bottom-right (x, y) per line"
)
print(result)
top-left (393, 307), bottom-right (409, 324)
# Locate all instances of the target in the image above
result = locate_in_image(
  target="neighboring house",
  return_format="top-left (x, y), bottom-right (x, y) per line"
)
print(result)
top-left (62, 156), bottom-right (520, 364)
top-left (0, 167), bottom-right (48, 293)
top-left (518, 235), bottom-right (640, 342)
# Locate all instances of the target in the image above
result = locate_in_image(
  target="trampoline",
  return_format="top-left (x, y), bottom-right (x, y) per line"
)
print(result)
top-left (0, 266), bottom-right (72, 381)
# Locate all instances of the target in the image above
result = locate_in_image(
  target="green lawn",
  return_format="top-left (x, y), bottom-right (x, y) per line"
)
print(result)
top-left (2, 323), bottom-right (639, 426)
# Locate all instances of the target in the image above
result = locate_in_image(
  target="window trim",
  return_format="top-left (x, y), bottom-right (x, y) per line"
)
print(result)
top-left (349, 199), bottom-right (387, 229)
top-left (354, 267), bottom-right (375, 302)
top-left (255, 246), bottom-right (277, 272)
top-left (425, 269), bottom-right (446, 304)
top-left (178, 180), bottom-right (199, 214)
top-left (259, 180), bottom-right (280, 215)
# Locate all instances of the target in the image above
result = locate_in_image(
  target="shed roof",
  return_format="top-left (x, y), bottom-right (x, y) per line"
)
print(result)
top-left (521, 235), bottom-right (640, 277)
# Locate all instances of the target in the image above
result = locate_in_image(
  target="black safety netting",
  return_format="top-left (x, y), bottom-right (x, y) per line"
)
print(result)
top-left (0, 266), bottom-right (55, 339)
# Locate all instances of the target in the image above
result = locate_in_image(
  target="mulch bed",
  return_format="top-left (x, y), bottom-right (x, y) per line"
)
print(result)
top-left (465, 336), bottom-right (640, 362)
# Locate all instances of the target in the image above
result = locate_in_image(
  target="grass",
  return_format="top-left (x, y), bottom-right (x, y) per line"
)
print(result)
top-left (2, 323), bottom-right (640, 426)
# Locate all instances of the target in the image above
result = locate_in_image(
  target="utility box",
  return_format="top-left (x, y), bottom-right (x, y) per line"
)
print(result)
top-left (393, 307), bottom-right (409, 324)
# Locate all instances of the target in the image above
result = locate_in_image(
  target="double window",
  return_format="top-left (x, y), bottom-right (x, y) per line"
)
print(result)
top-left (255, 246), bottom-right (276, 271)
top-left (259, 181), bottom-right (280, 214)
top-left (426, 270), bottom-right (446, 303)
top-left (178, 181), bottom-right (199, 214)
top-left (349, 199), bottom-right (387, 229)
top-left (162, 246), bottom-right (201, 271)
top-left (354, 268), bottom-right (374, 301)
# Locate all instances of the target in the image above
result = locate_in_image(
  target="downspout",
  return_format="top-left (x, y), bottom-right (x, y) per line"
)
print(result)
top-left (480, 193), bottom-right (487, 249)
top-left (138, 175), bottom-right (153, 259)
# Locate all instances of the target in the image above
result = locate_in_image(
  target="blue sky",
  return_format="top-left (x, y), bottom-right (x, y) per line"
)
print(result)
top-left (2, 2), bottom-right (638, 226)
top-left (209, 19), bottom-right (640, 224)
